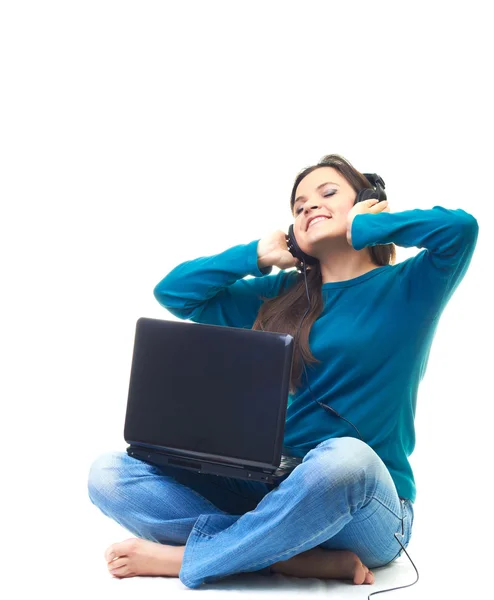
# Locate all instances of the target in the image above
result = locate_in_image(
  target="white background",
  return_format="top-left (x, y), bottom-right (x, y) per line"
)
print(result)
top-left (2, 1), bottom-right (492, 598)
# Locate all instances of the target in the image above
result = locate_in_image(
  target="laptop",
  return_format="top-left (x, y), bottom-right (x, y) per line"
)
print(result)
top-left (124, 317), bottom-right (303, 484)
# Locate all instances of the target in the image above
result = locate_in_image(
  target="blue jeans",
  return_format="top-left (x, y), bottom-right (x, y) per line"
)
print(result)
top-left (87, 436), bottom-right (414, 589)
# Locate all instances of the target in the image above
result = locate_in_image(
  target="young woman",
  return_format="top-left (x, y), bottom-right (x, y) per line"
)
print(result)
top-left (88, 154), bottom-right (479, 589)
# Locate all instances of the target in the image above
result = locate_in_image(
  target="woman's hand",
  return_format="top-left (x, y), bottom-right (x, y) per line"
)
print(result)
top-left (257, 229), bottom-right (301, 271)
top-left (346, 198), bottom-right (390, 247)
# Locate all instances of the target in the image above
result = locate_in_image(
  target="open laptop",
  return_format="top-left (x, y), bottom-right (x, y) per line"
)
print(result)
top-left (124, 317), bottom-right (303, 484)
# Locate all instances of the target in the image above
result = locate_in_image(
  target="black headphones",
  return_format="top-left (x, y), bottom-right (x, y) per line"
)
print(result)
top-left (286, 173), bottom-right (387, 270)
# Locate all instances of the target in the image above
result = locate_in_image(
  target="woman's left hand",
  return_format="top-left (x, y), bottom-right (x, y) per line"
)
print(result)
top-left (346, 198), bottom-right (390, 247)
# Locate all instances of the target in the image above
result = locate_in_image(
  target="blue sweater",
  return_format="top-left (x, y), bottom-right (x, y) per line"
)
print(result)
top-left (153, 206), bottom-right (479, 503)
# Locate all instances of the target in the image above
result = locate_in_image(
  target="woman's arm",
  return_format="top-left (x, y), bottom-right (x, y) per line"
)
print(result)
top-left (153, 239), bottom-right (294, 328)
top-left (351, 205), bottom-right (479, 317)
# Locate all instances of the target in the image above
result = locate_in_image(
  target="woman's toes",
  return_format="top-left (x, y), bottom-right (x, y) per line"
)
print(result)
top-left (104, 545), bottom-right (116, 562)
top-left (364, 570), bottom-right (375, 584)
top-left (105, 538), bottom-right (140, 563)
top-left (107, 557), bottom-right (127, 572)
top-left (110, 564), bottom-right (131, 578)
top-left (353, 559), bottom-right (375, 585)
top-left (353, 563), bottom-right (367, 585)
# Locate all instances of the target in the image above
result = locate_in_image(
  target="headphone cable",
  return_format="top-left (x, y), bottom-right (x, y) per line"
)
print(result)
top-left (294, 261), bottom-right (363, 440)
top-left (293, 260), bottom-right (419, 598)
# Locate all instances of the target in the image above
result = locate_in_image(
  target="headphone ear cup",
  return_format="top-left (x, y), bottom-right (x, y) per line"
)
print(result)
top-left (356, 188), bottom-right (379, 204)
top-left (286, 224), bottom-right (318, 267)
top-left (358, 173), bottom-right (387, 203)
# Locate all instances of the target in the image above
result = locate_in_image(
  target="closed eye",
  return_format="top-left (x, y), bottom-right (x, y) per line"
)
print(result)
top-left (295, 191), bottom-right (335, 215)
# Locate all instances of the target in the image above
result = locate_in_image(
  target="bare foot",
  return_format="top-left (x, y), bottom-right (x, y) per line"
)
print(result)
top-left (104, 538), bottom-right (185, 579)
top-left (271, 548), bottom-right (375, 585)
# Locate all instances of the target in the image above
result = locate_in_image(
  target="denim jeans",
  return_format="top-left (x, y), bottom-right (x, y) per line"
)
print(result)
top-left (87, 436), bottom-right (414, 589)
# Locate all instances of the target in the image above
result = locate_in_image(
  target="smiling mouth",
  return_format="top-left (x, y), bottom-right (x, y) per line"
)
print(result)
top-left (307, 217), bottom-right (331, 231)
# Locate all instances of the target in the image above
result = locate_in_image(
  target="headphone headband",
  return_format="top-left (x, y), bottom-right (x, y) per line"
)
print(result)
top-left (363, 173), bottom-right (385, 190)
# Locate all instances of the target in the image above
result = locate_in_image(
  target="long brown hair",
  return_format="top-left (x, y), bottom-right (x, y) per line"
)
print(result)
top-left (252, 154), bottom-right (397, 394)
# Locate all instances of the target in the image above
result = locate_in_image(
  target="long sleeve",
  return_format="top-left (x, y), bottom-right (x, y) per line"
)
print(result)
top-left (153, 239), bottom-right (294, 329)
top-left (351, 206), bottom-right (479, 318)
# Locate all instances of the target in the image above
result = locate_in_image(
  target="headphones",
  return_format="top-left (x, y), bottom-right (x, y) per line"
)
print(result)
top-left (286, 173), bottom-right (387, 270)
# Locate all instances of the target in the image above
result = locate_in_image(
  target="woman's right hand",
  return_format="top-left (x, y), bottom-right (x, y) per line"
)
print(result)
top-left (257, 229), bottom-right (302, 271)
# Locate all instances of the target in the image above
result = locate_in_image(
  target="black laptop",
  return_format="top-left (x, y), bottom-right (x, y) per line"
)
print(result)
top-left (124, 317), bottom-right (303, 484)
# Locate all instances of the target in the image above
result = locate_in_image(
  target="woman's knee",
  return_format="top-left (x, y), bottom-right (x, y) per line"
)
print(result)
top-left (302, 437), bottom-right (385, 487)
top-left (87, 450), bottom-right (129, 504)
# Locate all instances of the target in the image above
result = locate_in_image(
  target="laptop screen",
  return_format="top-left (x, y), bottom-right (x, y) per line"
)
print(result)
top-left (124, 318), bottom-right (293, 464)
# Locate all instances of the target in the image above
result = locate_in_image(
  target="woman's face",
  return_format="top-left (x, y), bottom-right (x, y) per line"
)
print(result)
top-left (292, 167), bottom-right (356, 251)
